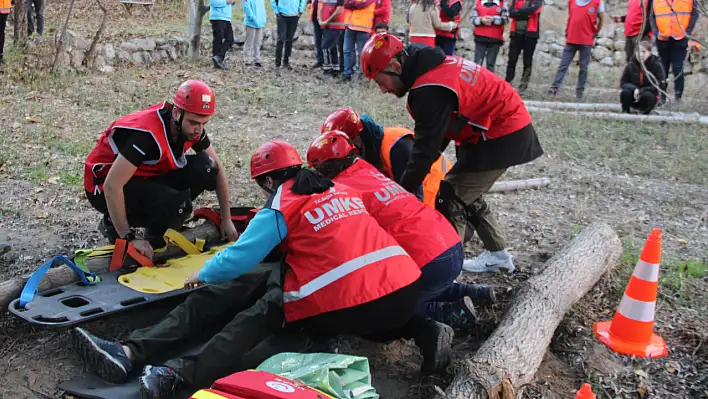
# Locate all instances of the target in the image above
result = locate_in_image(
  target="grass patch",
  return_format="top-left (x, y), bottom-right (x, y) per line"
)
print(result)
top-left (46, 139), bottom-right (95, 157)
top-left (27, 164), bottom-right (49, 182)
top-left (58, 170), bottom-right (83, 186)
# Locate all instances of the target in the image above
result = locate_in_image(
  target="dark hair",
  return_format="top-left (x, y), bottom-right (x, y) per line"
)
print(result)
top-left (256, 166), bottom-right (334, 195)
top-left (420, 0), bottom-right (435, 11)
top-left (374, 22), bottom-right (389, 32)
top-left (315, 152), bottom-right (357, 179)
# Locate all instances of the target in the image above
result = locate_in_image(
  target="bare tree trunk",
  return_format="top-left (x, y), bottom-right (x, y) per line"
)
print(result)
top-left (525, 101), bottom-right (707, 118)
top-left (443, 223), bottom-right (622, 398)
top-left (84, 0), bottom-right (108, 69)
top-left (187, 0), bottom-right (208, 57)
top-left (489, 178), bottom-right (550, 194)
top-left (52, 0), bottom-right (77, 72)
top-left (527, 106), bottom-right (708, 126)
top-left (0, 222), bottom-right (221, 313)
top-left (13, 0), bottom-right (28, 47)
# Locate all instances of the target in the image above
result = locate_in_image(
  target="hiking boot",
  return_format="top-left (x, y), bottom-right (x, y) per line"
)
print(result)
top-left (283, 63), bottom-right (293, 71)
top-left (441, 297), bottom-right (479, 330)
top-left (212, 56), bottom-right (228, 71)
top-left (254, 61), bottom-right (262, 67)
top-left (576, 88), bottom-right (584, 99)
top-left (72, 328), bottom-right (133, 384)
top-left (547, 88), bottom-right (557, 96)
top-left (140, 365), bottom-right (184, 399)
top-left (414, 320), bottom-right (454, 374)
top-left (457, 283), bottom-right (497, 307)
top-left (98, 216), bottom-right (119, 244)
top-left (462, 250), bottom-right (515, 273)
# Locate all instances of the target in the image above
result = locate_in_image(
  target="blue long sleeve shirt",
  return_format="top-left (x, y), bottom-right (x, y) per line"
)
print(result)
top-left (210, 0), bottom-right (234, 21)
top-left (199, 208), bottom-right (288, 284)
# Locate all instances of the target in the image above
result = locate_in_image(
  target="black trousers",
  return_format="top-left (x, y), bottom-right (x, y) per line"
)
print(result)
top-left (275, 15), bottom-right (300, 66)
top-left (656, 38), bottom-right (688, 100)
top-left (620, 83), bottom-right (658, 114)
top-left (0, 13), bottom-right (8, 59)
top-left (124, 263), bottom-right (284, 388)
top-left (474, 40), bottom-right (501, 73)
top-left (86, 152), bottom-right (219, 241)
top-left (506, 34), bottom-right (538, 88)
top-left (211, 20), bottom-right (234, 60)
top-left (26, 0), bottom-right (44, 36)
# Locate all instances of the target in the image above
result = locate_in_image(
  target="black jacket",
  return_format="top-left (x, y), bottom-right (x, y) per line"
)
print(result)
top-left (400, 45), bottom-right (543, 192)
top-left (620, 55), bottom-right (666, 94)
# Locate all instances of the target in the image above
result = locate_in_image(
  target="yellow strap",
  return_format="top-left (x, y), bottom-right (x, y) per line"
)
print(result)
top-left (163, 229), bottom-right (204, 255)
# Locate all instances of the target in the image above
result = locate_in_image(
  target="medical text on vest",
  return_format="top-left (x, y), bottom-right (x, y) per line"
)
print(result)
top-left (305, 197), bottom-right (367, 231)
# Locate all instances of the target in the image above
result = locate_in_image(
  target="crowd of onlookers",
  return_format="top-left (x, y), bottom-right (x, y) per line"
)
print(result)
top-left (0, 0), bottom-right (44, 64)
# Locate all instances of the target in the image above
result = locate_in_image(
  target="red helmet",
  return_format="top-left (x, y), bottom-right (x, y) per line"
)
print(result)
top-left (360, 33), bottom-right (404, 79)
top-left (307, 130), bottom-right (356, 167)
top-left (321, 108), bottom-right (364, 138)
top-left (250, 140), bottom-right (303, 179)
top-left (173, 80), bottom-right (216, 116)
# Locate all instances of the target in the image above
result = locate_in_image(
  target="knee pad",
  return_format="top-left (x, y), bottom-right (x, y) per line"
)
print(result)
top-left (147, 189), bottom-right (193, 231)
top-left (189, 152), bottom-right (219, 192)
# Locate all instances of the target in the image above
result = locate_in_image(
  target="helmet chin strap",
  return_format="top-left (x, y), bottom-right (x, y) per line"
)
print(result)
top-left (174, 107), bottom-right (187, 141)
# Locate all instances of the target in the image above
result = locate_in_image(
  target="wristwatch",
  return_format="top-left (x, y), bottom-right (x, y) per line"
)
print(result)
top-left (123, 231), bottom-right (137, 242)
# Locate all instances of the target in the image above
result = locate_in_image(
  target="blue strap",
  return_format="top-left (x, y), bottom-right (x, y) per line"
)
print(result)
top-left (19, 255), bottom-right (99, 308)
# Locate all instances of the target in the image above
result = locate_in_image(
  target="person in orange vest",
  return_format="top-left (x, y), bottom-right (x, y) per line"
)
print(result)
top-left (471, 0), bottom-right (509, 73)
top-left (548, 0), bottom-right (608, 99)
top-left (318, 0), bottom-right (347, 75)
top-left (321, 107), bottom-right (451, 209)
top-left (342, 0), bottom-right (375, 80)
top-left (359, 33), bottom-right (544, 273)
top-left (435, 0), bottom-right (463, 55)
top-left (612, 0), bottom-right (652, 63)
top-left (650, 0), bottom-right (699, 104)
top-left (0, 0), bottom-right (10, 65)
top-left (83, 80), bottom-right (238, 259)
top-left (308, 130), bottom-right (497, 329)
top-left (505, 0), bottom-right (542, 91)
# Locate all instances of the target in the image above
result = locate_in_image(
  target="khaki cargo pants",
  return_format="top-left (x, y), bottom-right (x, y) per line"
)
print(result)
top-left (444, 168), bottom-right (507, 252)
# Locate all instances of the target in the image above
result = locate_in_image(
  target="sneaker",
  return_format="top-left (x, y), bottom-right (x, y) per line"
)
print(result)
top-left (212, 56), bottom-right (228, 71)
top-left (414, 320), bottom-right (454, 374)
top-left (462, 250), bottom-right (515, 273)
top-left (283, 63), bottom-right (293, 71)
top-left (139, 365), bottom-right (184, 399)
top-left (547, 88), bottom-right (557, 96)
top-left (311, 61), bottom-right (324, 69)
top-left (576, 89), bottom-right (584, 99)
top-left (339, 74), bottom-right (352, 83)
top-left (458, 283), bottom-right (497, 307)
top-left (244, 61), bottom-right (252, 66)
top-left (72, 328), bottom-right (133, 384)
top-left (441, 296), bottom-right (478, 330)
top-left (254, 61), bottom-right (262, 67)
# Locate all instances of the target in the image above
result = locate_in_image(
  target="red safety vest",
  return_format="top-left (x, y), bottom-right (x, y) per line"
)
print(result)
top-left (319, 0), bottom-right (347, 29)
top-left (334, 159), bottom-right (460, 268)
top-left (474, 0), bottom-right (505, 40)
top-left (83, 102), bottom-right (198, 194)
top-left (624, 0), bottom-right (646, 37)
top-left (435, 0), bottom-right (462, 38)
top-left (269, 180), bottom-right (421, 322)
top-left (379, 127), bottom-right (451, 208)
top-left (407, 56), bottom-right (532, 145)
top-left (510, 0), bottom-right (542, 33)
top-left (566, 0), bottom-right (601, 45)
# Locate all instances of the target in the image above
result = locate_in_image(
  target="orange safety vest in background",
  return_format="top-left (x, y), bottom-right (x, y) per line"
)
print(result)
top-left (379, 127), bottom-right (452, 208)
top-left (346, 1), bottom-right (375, 32)
top-left (653, 0), bottom-right (693, 40)
top-left (0, 0), bottom-right (11, 14)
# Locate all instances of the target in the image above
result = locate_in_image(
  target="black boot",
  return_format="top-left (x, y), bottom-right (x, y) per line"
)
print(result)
top-left (275, 41), bottom-right (284, 68)
top-left (441, 296), bottom-right (478, 330)
top-left (283, 40), bottom-right (293, 69)
top-left (519, 66), bottom-right (532, 92)
top-left (98, 215), bottom-right (119, 244)
top-left (413, 320), bottom-right (454, 374)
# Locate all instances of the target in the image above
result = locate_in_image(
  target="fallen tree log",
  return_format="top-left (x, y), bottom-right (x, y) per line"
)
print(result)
top-left (527, 106), bottom-right (708, 125)
top-left (0, 221), bottom-right (221, 313)
top-left (443, 222), bottom-right (621, 398)
top-left (488, 177), bottom-right (550, 193)
top-left (524, 101), bottom-right (704, 118)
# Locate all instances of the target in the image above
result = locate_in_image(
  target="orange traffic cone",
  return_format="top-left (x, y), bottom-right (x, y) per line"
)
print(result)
top-left (593, 228), bottom-right (668, 358)
top-left (576, 383), bottom-right (596, 399)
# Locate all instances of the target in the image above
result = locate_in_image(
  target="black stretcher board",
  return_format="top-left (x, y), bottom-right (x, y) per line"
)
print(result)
top-left (8, 269), bottom-right (204, 329)
top-left (58, 372), bottom-right (195, 399)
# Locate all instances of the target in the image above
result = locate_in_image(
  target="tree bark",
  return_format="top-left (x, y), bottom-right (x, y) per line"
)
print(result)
top-left (84, 0), bottom-right (108, 69)
top-left (443, 223), bottom-right (622, 399)
top-left (52, 0), bottom-right (77, 73)
top-left (13, 0), bottom-right (28, 47)
top-left (525, 101), bottom-right (707, 118)
top-left (0, 222), bottom-right (221, 313)
top-left (488, 177), bottom-right (550, 194)
top-left (527, 106), bottom-right (708, 126)
top-left (187, 0), bottom-right (209, 57)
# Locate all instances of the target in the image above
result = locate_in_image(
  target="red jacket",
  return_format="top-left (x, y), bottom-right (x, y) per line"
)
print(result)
top-left (373, 0), bottom-right (390, 25)
top-left (624, 0), bottom-right (647, 37)
top-left (566, 0), bottom-right (601, 45)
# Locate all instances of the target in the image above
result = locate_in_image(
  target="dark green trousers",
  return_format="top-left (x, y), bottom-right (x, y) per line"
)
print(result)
top-left (124, 262), bottom-right (285, 388)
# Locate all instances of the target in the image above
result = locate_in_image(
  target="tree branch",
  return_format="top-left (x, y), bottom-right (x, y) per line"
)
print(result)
top-left (85, 0), bottom-right (109, 69)
top-left (52, 0), bottom-right (77, 73)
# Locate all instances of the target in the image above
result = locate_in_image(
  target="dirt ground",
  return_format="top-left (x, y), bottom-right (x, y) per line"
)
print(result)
top-left (1, 2), bottom-right (707, 399)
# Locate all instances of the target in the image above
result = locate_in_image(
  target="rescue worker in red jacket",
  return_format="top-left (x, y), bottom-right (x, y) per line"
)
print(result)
top-left (83, 80), bottom-right (238, 259)
top-left (436, 0), bottom-right (463, 55)
top-left (359, 33), bottom-right (544, 273)
top-left (321, 107), bottom-right (451, 208)
top-left (308, 130), bottom-right (498, 328)
top-left (548, 0), bottom-right (607, 99)
top-left (612, 0), bottom-right (652, 63)
top-left (471, 0), bottom-right (509, 73)
top-left (505, 0), bottom-right (543, 91)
